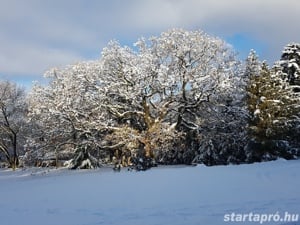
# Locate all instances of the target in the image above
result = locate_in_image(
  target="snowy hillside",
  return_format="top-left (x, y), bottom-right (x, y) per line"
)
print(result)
top-left (0, 160), bottom-right (299, 225)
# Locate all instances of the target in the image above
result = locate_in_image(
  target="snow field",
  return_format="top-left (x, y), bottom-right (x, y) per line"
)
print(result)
top-left (0, 159), bottom-right (299, 225)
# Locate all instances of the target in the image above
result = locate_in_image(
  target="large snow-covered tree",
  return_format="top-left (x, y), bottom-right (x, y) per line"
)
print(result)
top-left (27, 29), bottom-right (244, 168)
top-left (99, 29), bottom-right (243, 165)
top-left (0, 81), bottom-right (28, 169)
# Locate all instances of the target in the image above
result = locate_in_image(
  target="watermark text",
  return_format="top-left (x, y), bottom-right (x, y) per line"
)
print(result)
top-left (224, 212), bottom-right (299, 224)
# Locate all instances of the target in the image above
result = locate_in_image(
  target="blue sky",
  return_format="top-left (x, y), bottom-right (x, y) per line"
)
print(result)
top-left (1, 0), bottom-right (299, 89)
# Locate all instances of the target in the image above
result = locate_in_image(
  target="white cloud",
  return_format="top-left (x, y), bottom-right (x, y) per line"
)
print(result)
top-left (128, 1), bottom-right (299, 49)
top-left (0, 0), bottom-right (300, 82)
top-left (0, 34), bottom-right (84, 76)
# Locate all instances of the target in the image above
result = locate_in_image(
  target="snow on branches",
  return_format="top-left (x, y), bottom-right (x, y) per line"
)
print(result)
top-left (27, 29), bottom-right (245, 168)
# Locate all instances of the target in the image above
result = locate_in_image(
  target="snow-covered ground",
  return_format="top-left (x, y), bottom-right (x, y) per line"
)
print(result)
top-left (0, 159), bottom-right (299, 225)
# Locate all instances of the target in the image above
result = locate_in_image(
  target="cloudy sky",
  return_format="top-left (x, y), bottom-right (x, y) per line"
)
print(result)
top-left (0, 0), bottom-right (299, 88)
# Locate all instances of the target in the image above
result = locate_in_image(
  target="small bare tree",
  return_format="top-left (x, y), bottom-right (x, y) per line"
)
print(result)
top-left (0, 81), bottom-right (27, 169)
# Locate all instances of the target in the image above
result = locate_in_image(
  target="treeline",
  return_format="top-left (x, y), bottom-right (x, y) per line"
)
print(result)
top-left (1, 29), bottom-right (299, 170)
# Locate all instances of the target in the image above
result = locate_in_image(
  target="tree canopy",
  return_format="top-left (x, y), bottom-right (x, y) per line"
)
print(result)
top-left (1, 29), bottom-right (299, 170)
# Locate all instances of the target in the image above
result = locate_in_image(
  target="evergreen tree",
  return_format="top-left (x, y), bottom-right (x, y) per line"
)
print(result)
top-left (244, 49), bottom-right (261, 78)
top-left (246, 49), bottom-right (300, 160)
top-left (245, 50), bottom-right (261, 127)
top-left (274, 43), bottom-right (300, 151)
top-left (251, 63), bottom-right (291, 140)
top-left (279, 43), bottom-right (300, 86)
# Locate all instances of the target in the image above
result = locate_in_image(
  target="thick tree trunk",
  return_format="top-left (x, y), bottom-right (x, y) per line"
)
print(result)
top-left (10, 156), bottom-right (19, 171)
top-left (0, 142), bottom-right (18, 170)
top-left (11, 132), bottom-right (19, 170)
